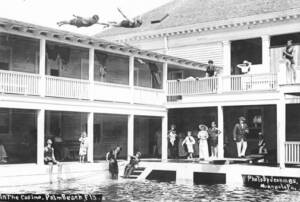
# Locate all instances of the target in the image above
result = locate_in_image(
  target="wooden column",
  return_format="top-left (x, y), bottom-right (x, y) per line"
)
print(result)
top-left (277, 94), bottom-right (286, 168)
top-left (217, 106), bottom-right (224, 158)
top-left (37, 109), bottom-right (45, 165)
top-left (129, 56), bottom-right (134, 104)
top-left (222, 40), bottom-right (231, 76)
top-left (89, 48), bottom-right (95, 100)
top-left (127, 114), bottom-right (134, 160)
top-left (39, 39), bottom-right (46, 97)
top-left (161, 114), bottom-right (168, 161)
top-left (262, 35), bottom-right (271, 72)
top-left (163, 62), bottom-right (168, 103)
top-left (87, 112), bottom-right (94, 162)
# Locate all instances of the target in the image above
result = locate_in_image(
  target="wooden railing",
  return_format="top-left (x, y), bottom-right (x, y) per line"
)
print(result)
top-left (0, 70), bottom-right (40, 95)
top-left (94, 81), bottom-right (131, 103)
top-left (168, 77), bottom-right (218, 96)
top-left (167, 73), bottom-right (277, 96)
top-left (134, 86), bottom-right (165, 105)
top-left (285, 142), bottom-right (300, 164)
top-left (222, 73), bottom-right (278, 92)
top-left (45, 76), bottom-right (90, 99)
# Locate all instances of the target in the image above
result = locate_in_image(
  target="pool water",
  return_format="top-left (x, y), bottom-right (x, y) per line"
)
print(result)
top-left (1, 174), bottom-right (300, 202)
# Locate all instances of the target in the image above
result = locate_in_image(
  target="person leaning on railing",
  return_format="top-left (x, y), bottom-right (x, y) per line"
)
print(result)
top-left (206, 60), bottom-right (217, 77)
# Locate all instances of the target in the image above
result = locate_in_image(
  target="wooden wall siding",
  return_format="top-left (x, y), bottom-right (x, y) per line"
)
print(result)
top-left (94, 53), bottom-right (129, 85)
top-left (0, 34), bottom-right (39, 73)
top-left (168, 42), bottom-right (223, 66)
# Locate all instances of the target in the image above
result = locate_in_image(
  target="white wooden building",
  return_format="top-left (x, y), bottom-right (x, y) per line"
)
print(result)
top-left (95, 0), bottom-right (300, 168)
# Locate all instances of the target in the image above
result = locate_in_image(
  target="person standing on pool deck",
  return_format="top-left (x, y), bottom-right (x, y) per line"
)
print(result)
top-left (79, 131), bottom-right (88, 163)
top-left (106, 146), bottom-right (122, 179)
top-left (182, 131), bottom-right (195, 159)
top-left (233, 116), bottom-right (249, 158)
top-left (198, 124), bottom-right (209, 161)
top-left (44, 139), bottom-right (62, 183)
top-left (168, 124), bottom-right (177, 158)
top-left (208, 121), bottom-right (221, 159)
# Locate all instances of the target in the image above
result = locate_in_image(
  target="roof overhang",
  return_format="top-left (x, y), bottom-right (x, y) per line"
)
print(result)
top-left (0, 17), bottom-right (208, 71)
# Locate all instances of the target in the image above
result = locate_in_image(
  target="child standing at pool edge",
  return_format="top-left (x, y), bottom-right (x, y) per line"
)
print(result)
top-left (182, 131), bottom-right (195, 159)
top-left (79, 131), bottom-right (88, 163)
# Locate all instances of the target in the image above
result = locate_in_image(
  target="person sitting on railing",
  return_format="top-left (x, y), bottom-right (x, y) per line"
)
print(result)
top-left (282, 40), bottom-right (296, 82)
top-left (237, 60), bottom-right (251, 75)
top-left (206, 60), bottom-right (217, 77)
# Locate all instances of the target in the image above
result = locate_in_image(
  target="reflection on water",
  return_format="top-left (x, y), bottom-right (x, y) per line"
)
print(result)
top-left (1, 176), bottom-right (300, 202)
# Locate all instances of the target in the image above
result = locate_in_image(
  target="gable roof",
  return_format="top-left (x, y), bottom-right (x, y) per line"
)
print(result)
top-left (95, 0), bottom-right (300, 39)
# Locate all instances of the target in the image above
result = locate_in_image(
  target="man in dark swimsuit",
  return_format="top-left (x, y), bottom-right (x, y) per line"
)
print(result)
top-left (57, 14), bottom-right (100, 28)
top-left (106, 146), bottom-right (121, 179)
top-left (102, 8), bottom-right (142, 28)
top-left (283, 40), bottom-right (296, 82)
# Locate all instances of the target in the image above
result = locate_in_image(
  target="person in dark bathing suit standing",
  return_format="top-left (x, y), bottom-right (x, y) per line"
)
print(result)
top-left (106, 146), bottom-right (122, 179)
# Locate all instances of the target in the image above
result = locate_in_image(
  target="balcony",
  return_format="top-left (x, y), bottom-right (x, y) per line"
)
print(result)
top-left (0, 70), bottom-right (165, 105)
top-left (167, 73), bottom-right (278, 100)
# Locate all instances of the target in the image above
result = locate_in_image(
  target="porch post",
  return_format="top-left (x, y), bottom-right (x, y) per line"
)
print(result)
top-left (163, 62), bottom-right (168, 102)
top-left (217, 106), bottom-right (224, 158)
top-left (262, 35), bottom-right (270, 72)
top-left (39, 39), bottom-right (46, 97)
top-left (161, 114), bottom-right (168, 161)
top-left (127, 114), bottom-right (134, 160)
top-left (89, 48), bottom-right (95, 100)
top-left (129, 56), bottom-right (135, 104)
top-left (277, 94), bottom-right (286, 168)
top-left (222, 40), bottom-right (231, 76)
top-left (87, 112), bottom-right (94, 162)
top-left (37, 109), bottom-right (45, 165)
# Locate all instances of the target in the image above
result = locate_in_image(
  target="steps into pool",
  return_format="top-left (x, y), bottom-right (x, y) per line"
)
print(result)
top-left (124, 167), bottom-right (146, 179)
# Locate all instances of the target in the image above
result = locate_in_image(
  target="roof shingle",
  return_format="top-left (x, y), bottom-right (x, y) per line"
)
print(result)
top-left (95, 0), bottom-right (300, 38)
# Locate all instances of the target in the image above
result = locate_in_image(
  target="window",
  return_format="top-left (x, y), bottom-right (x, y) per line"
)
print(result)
top-left (231, 38), bottom-right (262, 74)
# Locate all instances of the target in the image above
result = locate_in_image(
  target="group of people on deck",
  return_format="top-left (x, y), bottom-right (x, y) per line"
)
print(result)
top-left (169, 116), bottom-right (268, 161)
top-left (168, 122), bottom-right (221, 160)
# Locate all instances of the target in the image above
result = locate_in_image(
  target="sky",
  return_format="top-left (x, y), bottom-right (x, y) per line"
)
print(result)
top-left (0, 0), bottom-right (172, 36)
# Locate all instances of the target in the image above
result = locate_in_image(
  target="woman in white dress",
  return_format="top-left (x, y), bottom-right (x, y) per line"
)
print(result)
top-left (198, 124), bottom-right (209, 161)
top-left (182, 131), bottom-right (195, 159)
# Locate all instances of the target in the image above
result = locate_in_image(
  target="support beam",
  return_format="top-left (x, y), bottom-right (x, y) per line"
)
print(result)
top-left (222, 40), bottom-right (231, 76)
top-left (89, 48), bottom-right (95, 100)
top-left (37, 109), bottom-right (45, 165)
top-left (87, 112), bottom-right (94, 162)
top-left (39, 39), bottom-right (46, 97)
top-left (129, 56), bottom-right (135, 104)
top-left (262, 35), bottom-right (270, 72)
top-left (217, 106), bottom-right (224, 158)
top-left (161, 114), bottom-right (168, 161)
top-left (163, 62), bottom-right (168, 102)
top-left (127, 114), bottom-right (134, 160)
top-left (277, 94), bottom-right (286, 168)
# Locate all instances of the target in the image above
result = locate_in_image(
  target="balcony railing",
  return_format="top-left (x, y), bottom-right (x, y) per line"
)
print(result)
top-left (168, 73), bottom-right (278, 96)
top-left (94, 81), bottom-right (131, 103)
top-left (285, 142), bottom-right (300, 164)
top-left (0, 70), bottom-right (40, 95)
top-left (134, 86), bottom-right (165, 105)
top-left (45, 76), bottom-right (90, 99)
top-left (0, 70), bottom-right (165, 105)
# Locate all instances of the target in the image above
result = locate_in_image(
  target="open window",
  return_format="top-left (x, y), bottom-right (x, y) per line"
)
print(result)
top-left (231, 38), bottom-right (262, 75)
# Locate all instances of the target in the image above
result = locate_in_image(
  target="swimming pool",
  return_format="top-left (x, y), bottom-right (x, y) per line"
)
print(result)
top-left (1, 174), bottom-right (300, 202)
